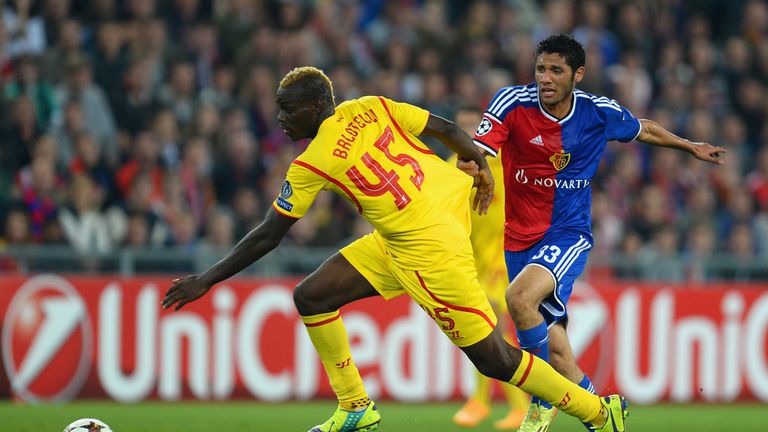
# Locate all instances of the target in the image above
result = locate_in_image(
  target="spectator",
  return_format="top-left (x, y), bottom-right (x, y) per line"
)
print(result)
top-left (14, 155), bottom-right (62, 243)
top-left (0, 95), bottom-right (40, 173)
top-left (91, 21), bottom-right (128, 99)
top-left (40, 18), bottom-right (81, 84)
top-left (3, 0), bottom-right (46, 58)
top-left (58, 174), bottom-right (112, 254)
top-left (4, 54), bottom-right (57, 127)
top-left (111, 57), bottom-right (159, 136)
top-left (55, 54), bottom-right (117, 162)
top-left (157, 60), bottom-right (198, 127)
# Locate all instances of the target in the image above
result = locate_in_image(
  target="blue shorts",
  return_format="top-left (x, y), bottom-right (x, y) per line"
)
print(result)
top-left (505, 231), bottom-right (592, 326)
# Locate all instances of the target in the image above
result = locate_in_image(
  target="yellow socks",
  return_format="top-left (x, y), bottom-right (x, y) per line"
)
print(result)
top-left (509, 351), bottom-right (605, 424)
top-left (502, 379), bottom-right (530, 411)
top-left (471, 370), bottom-right (492, 405)
top-left (302, 311), bottom-right (369, 411)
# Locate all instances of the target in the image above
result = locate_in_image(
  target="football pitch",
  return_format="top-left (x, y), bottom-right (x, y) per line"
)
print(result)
top-left (2, 400), bottom-right (767, 431)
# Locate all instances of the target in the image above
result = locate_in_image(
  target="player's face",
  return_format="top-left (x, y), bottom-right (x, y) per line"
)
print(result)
top-left (535, 52), bottom-right (584, 112)
top-left (276, 86), bottom-right (321, 141)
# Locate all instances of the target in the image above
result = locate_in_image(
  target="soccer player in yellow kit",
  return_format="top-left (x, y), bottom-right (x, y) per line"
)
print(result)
top-left (162, 66), bottom-right (629, 432)
top-left (450, 106), bottom-right (530, 430)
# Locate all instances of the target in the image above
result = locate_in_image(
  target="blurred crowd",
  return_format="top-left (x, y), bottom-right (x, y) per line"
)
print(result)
top-left (0, 0), bottom-right (767, 280)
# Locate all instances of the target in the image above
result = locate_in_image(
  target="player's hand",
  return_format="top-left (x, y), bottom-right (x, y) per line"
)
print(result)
top-left (473, 165), bottom-right (494, 215)
top-left (690, 142), bottom-right (726, 164)
top-left (457, 159), bottom-right (479, 177)
top-left (457, 158), bottom-right (484, 188)
top-left (162, 275), bottom-right (211, 311)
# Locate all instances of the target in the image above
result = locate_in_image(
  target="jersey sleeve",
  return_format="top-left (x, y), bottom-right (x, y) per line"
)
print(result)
top-left (271, 161), bottom-right (326, 218)
top-left (379, 97), bottom-right (430, 135)
top-left (472, 113), bottom-right (509, 157)
top-left (473, 87), bottom-right (514, 157)
top-left (602, 102), bottom-right (642, 143)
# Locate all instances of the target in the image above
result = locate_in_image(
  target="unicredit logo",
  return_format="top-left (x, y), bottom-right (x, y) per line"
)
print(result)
top-left (2, 275), bottom-right (93, 403)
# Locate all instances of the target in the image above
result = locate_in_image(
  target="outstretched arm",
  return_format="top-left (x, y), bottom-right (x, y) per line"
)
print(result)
top-left (637, 119), bottom-right (726, 164)
top-left (420, 113), bottom-right (494, 214)
top-left (162, 207), bottom-right (297, 310)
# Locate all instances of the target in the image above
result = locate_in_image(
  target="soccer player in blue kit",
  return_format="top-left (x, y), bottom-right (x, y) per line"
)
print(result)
top-left (460, 34), bottom-right (726, 431)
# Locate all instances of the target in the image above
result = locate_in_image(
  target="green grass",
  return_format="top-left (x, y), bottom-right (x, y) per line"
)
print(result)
top-left (2, 400), bottom-right (767, 431)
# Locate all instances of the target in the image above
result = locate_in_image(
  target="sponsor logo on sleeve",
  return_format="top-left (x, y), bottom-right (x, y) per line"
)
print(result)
top-left (276, 197), bottom-right (294, 212)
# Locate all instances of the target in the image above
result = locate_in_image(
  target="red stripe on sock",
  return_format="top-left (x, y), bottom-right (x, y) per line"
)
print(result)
top-left (517, 352), bottom-right (535, 387)
top-left (304, 312), bottom-right (341, 327)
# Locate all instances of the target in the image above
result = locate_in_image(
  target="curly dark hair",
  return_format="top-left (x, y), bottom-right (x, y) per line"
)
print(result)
top-left (535, 34), bottom-right (586, 75)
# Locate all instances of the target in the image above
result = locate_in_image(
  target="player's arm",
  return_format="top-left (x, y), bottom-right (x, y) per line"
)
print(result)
top-left (162, 207), bottom-right (298, 311)
top-left (420, 113), bottom-right (494, 214)
top-left (637, 118), bottom-right (726, 164)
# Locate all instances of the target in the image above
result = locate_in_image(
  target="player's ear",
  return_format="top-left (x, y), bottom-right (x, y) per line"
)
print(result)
top-left (573, 66), bottom-right (585, 84)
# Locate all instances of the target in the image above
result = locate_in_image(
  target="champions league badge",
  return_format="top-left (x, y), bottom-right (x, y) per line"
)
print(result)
top-left (476, 118), bottom-right (492, 136)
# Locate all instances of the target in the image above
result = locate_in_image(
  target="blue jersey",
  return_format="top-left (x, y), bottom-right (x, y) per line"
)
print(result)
top-left (473, 83), bottom-right (641, 251)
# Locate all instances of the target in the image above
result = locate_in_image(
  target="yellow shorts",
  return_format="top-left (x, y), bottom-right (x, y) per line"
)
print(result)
top-left (340, 231), bottom-right (497, 347)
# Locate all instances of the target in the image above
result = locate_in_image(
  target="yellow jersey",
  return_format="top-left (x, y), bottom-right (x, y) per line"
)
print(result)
top-left (448, 152), bottom-right (507, 302)
top-left (273, 96), bottom-right (473, 269)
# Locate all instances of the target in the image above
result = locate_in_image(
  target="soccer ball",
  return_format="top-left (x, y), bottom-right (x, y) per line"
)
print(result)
top-left (63, 418), bottom-right (113, 432)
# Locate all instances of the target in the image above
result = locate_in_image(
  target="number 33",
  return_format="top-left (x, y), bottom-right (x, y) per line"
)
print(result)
top-left (532, 244), bottom-right (561, 263)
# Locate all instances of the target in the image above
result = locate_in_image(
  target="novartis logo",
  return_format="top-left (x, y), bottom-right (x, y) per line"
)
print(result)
top-left (514, 169), bottom-right (591, 189)
top-left (2, 275), bottom-right (93, 403)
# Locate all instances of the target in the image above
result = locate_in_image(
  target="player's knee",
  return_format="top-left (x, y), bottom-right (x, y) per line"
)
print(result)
top-left (506, 291), bottom-right (534, 322)
top-left (473, 355), bottom-right (513, 381)
top-left (466, 336), bottom-right (520, 382)
top-left (293, 282), bottom-right (320, 315)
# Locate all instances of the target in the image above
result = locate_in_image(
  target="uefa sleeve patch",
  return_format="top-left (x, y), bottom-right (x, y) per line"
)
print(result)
top-left (476, 117), bottom-right (492, 136)
top-left (281, 180), bottom-right (293, 198)
top-left (276, 197), bottom-right (294, 211)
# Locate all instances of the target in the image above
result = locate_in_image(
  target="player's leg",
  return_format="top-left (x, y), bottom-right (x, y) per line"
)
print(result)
top-left (495, 320), bottom-right (530, 430)
top-left (295, 233), bottom-right (400, 432)
top-left (452, 370), bottom-right (492, 427)
top-left (549, 322), bottom-right (593, 387)
top-left (460, 328), bottom-right (626, 431)
top-left (294, 252), bottom-right (379, 410)
top-left (505, 262), bottom-right (559, 430)
top-left (393, 249), bottom-right (626, 431)
top-left (506, 234), bottom-right (594, 430)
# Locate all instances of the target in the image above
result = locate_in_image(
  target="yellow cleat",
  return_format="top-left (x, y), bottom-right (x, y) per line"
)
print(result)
top-left (589, 395), bottom-right (629, 432)
top-left (309, 402), bottom-right (381, 432)
top-left (452, 398), bottom-right (491, 427)
top-left (518, 402), bottom-right (557, 432)
top-left (493, 408), bottom-right (527, 430)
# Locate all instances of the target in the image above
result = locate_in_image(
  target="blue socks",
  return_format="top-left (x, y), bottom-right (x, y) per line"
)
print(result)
top-left (578, 374), bottom-right (595, 394)
top-left (517, 321), bottom-right (551, 408)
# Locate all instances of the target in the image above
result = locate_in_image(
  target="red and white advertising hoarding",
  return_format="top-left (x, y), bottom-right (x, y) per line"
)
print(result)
top-left (2, 274), bottom-right (767, 404)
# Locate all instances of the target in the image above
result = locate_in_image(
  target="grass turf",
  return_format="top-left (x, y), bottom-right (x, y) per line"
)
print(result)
top-left (1, 400), bottom-right (766, 431)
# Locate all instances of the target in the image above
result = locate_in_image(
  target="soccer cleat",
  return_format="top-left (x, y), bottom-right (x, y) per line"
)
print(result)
top-left (588, 395), bottom-right (629, 432)
top-left (452, 398), bottom-right (491, 427)
top-left (518, 402), bottom-right (557, 432)
top-left (309, 402), bottom-right (381, 432)
top-left (492, 408), bottom-right (527, 430)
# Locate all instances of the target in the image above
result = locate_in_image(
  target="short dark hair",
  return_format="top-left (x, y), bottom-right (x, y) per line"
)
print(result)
top-left (535, 34), bottom-right (586, 73)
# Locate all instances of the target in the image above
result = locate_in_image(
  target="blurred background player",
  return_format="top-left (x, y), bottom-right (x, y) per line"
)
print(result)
top-left (463, 34), bottom-right (726, 432)
top-left (449, 105), bottom-right (529, 430)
